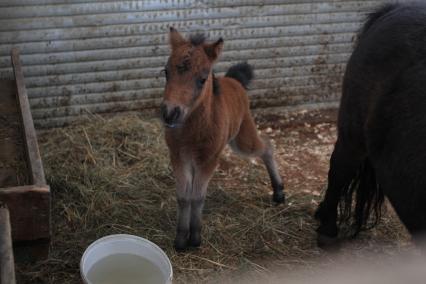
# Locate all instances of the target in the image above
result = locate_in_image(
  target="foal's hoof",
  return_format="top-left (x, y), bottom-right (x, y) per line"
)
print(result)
top-left (174, 238), bottom-right (188, 252)
top-left (188, 234), bottom-right (202, 248)
top-left (273, 191), bottom-right (285, 204)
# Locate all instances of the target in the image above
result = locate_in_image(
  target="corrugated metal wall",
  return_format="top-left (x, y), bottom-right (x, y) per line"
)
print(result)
top-left (0, 0), bottom-right (384, 128)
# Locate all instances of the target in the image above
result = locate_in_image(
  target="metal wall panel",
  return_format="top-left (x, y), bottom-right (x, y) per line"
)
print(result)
top-left (0, 0), bottom-right (385, 127)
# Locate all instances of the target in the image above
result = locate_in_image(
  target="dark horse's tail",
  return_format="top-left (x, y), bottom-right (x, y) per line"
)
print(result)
top-left (337, 4), bottom-right (398, 236)
top-left (225, 62), bottom-right (254, 89)
top-left (340, 159), bottom-right (384, 235)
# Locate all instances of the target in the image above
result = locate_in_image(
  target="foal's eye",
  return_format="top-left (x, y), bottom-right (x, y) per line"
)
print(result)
top-left (196, 77), bottom-right (207, 89)
top-left (161, 68), bottom-right (169, 81)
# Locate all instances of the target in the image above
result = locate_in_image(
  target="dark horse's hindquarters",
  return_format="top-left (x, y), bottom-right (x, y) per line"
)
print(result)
top-left (316, 3), bottom-right (426, 247)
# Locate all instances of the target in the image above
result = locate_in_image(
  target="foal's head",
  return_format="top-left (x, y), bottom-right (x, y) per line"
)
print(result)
top-left (160, 28), bottom-right (223, 128)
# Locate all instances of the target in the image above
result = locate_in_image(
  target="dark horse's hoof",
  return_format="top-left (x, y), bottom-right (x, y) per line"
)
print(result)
top-left (317, 233), bottom-right (340, 251)
top-left (273, 191), bottom-right (285, 204)
top-left (315, 203), bottom-right (340, 250)
top-left (314, 202), bottom-right (327, 220)
top-left (316, 222), bottom-right (340, 250)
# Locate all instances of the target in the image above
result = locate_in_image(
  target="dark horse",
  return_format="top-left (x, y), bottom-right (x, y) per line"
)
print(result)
top-left (160, 28), bottom-right (285, 251)
top-left (316, 3), bottom-right (426, 248)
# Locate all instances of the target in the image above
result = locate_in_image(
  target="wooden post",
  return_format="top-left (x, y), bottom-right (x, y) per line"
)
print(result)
top-left (11, 48), bottom-right (46, 186)
top-left (0, 49), bottom-right (52, 261)
top-left (0, 185), bottom-right (50, 241)
top-left (0, 205), bottom-right (16, 284)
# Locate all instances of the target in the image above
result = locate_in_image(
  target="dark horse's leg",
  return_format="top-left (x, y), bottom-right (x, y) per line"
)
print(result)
top-left (315, 139), bottom-right (364, 247)
top-left (376, 167), bottom-right (426, 249)
top-left (387, 192), bottom-right (426, 247)
top-left (230, 112), bottom-right (285, 203)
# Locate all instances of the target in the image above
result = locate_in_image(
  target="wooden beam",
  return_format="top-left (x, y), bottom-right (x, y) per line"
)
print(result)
top-left (10, 48), bottom-right (46, 186)
top-left (0, 185), bottom-right (50, 242)
top-left (0, 205), bottom-right (16, 284)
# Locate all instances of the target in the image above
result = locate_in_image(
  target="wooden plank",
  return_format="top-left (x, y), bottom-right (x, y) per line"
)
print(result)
top-left (0, 204), bottom-right (16, 284)
top-left (0, 49), bottom-right (52, 260)
top-left (0, 185), bottom-right (50, 242)
top-left (10, 48), bottom-right (46, 186)
top-left (0, 80), bottom-right (30, 188)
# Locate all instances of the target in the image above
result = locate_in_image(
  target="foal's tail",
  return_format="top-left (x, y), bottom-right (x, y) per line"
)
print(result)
top-left (225, 62), bottom-right (254, 89)
top-left (340, 159), bottom-right (385, 235)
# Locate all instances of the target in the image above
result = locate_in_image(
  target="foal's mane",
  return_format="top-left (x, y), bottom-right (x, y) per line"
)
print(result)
top-left (212, 73), bottom-right (220, 96)
top-left (189, 33), bottom-right (206, 46)
top-left (186, 33), bottom-right (220, 96)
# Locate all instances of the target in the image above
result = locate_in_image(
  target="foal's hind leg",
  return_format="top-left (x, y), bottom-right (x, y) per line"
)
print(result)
top-left (230, 113), bottom-right (285, 203)
top-left (315, 139), bottom-right (364, 247)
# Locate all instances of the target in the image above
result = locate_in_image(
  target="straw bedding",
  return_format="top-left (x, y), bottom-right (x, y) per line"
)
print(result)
top-left (16, 109), bottom-right (413, 283)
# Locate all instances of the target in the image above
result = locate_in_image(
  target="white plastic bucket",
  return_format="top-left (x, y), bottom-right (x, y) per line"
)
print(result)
top-left (80, 234), bottom-right (173, 284)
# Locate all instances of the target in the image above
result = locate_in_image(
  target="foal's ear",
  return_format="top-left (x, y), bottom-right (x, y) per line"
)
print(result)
top-left (169, 27), bottom-right (186, 49)
top-left (204, 38), bottom-right (224, 61)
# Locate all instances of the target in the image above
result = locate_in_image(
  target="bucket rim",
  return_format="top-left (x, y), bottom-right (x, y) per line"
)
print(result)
top-left (80, 233), bottom-right (173, 283)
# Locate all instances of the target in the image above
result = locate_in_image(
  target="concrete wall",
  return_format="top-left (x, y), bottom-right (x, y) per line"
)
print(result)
top-left (0, 0), bottom-right (385, 127)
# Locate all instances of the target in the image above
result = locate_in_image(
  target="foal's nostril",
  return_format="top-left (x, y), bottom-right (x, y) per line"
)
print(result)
top-left (161, 105), bottom-right (182, 125)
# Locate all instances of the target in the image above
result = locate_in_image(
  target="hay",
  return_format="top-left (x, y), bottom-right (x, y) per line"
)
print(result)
top-left (0, 113), bottom-right (29, 187)
top-left (16, 110), bottom-right (413, 283)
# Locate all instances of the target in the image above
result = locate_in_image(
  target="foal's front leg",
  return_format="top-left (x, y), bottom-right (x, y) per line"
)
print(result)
top-left (172, 159), bottom-right (192, 251)
top-left (187, 159), bottom-right (218, 248)
top-left (172, 155), bottom-right (218, 251)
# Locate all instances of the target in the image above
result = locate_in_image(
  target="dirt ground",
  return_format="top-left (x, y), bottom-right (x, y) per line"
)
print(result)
top-left (16, 108), bottom-right (414, 283)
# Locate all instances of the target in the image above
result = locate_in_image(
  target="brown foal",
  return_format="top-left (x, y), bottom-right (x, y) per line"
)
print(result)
top-left (160, 28), bottom-right (285, 251)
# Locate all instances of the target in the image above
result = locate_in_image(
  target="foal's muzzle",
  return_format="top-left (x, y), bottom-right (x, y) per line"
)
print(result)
top-left (160, 103), bottom-right (182, 128)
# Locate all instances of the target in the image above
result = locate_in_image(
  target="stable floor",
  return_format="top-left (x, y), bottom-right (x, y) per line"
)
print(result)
top-left (17, 108), bottom-right (413, 283)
